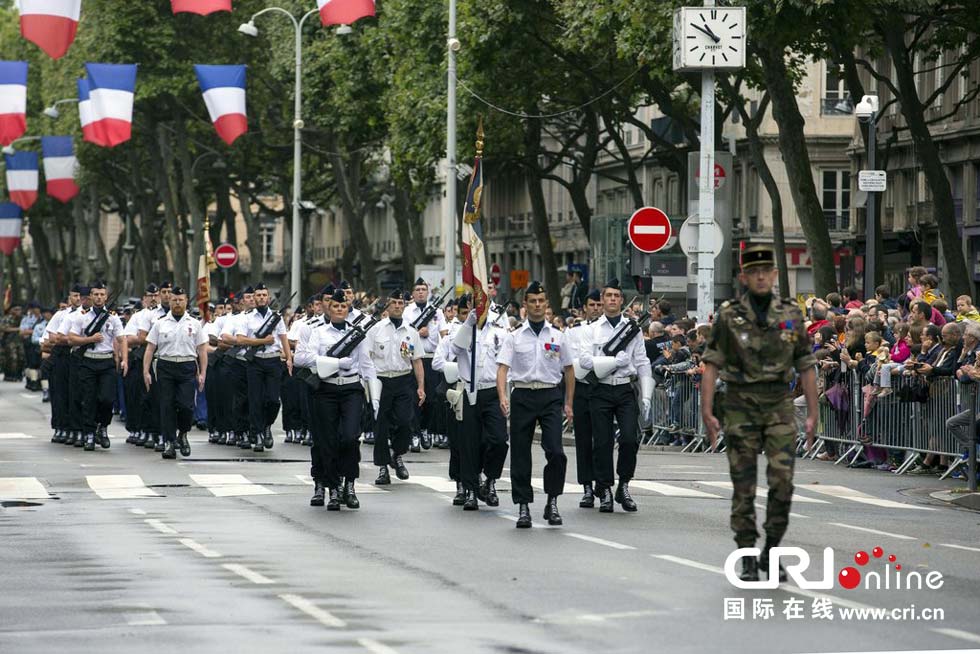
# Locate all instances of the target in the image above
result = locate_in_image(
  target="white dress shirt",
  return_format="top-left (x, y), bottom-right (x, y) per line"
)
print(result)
top-left (294, 322), bottom-right (376, 380)
top-left (586, 314), bottom-right (653, 381)
top-left (496, 320), bottom-right (572, 385)
top-left (453, 321), bottom-right (507, 387)
top-left (147, 311), bottom-right (208, 358)
top-left (45, 307), bottom-right (75, 343)
top-left (403, 301), bottom-right (448, 354)
top-left (67, 308), bottom-right (124, 354)
top-left (365, 318), bottom-right (424, 374)
top-left (222, 308), bottom-right (286, 355)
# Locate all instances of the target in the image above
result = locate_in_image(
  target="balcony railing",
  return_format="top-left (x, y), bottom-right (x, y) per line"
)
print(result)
top-left (821, 97), bottom-right (854, 116)
top-left (824, 210), bottom-right (851, 232)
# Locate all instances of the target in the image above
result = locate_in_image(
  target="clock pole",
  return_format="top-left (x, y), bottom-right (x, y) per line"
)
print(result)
top-left (697, 0), bottom-right (716, 323)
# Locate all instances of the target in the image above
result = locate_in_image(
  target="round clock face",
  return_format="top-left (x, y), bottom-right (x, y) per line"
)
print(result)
top-left (680, 7), bottom-right (745, 69)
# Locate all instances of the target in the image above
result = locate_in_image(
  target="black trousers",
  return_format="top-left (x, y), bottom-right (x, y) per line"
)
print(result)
top-left (246, 357), bottom-right (281, 436)
top-left (446, 400), bottom-right (460, 481)
top-left (311, 382), bottom-right (363, 488)
top-left (573, 382), bottom-right (594, 485)
top-left (49, 348), bottom-right (70, 431)
top-left (509, 387), bottom-right (567, 504)
top-left (68, 354), bottom-right (83, 432)
top-left (204, 360), bottom-right (219, 432)
top-left (77, 357), bottom-right (116, 434)
top-left (214, 358), bottom-right (235, 433)
top-left (123, 348), bottom-right (145, 433)
top-left (414, 357), bottom-right (439, 434)
top-left (140, 361), bottom-right (161, 435)
top-left (157, 360), bottom-right (197, 444)
top-left (24, 340), bottom-right (40, 369)
top-left (280, 367), bottom-right (303, 432)
top-left (228, 358), bottom-right (250, 434)
top-left (460, 387), bottom-right (509, 492)
top-left (374, 374), bottom-right (415, 466)
top-left (589, 383), bottom-right (640, 489)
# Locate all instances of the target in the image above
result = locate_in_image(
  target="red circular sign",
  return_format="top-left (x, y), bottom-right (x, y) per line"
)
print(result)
top-left (695, 163), bottom-right (727, 190)
top-left (628, 207), bottom-right (672, 253)
top-left (214, 243), bottom-right (238, 269)
top-left (490, 263), bottom-right (501, 286)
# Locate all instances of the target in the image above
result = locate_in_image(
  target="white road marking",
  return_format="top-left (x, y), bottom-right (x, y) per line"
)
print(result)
top-left (629, 480), bottom-right (721, 498)
top-left (0, 432), bottom-right (32, 439)
top-left (798, 484), bottom-right (934, 511)
top-left (190, 474), bottom-right (274, 497)
top-left (279, 594), bottom-right (346, 628)
top-left (828, 522), bottom-right (916, 540)
top-left (939, 543), bottom-right (980, 553)
top-left (565, 533), bottom-right (636, 550)
top-left (700, 480), bottom-right (830, 503)
top-left (931, 628), bottom-right (980, 645)
top-left (87, 475), bottom-right (159, 499)
top-left (531, 478), bottom-right (581, 495)
top-left (223, 563), bottom-right (274, 585)
top-left (0, 477), bottom-right (48, 499)
top-left (123, 610), bottom-right (166, 626)
top-left (651, 554), bottom-right (724, 575)
top-left (145, 519), bottom-right (178, 535)
top-left (358, 638), bottom-right (400, 654)
top-left (634, 225), bottom-right (667, 235)
top-left (403, 475), bottom-right (458, 493)
top-left (128, 508), bottom-right (147, 515)
top-left (178, 538), bottom-right (222, 558)
top-left (294, 475), bottom-right (387, 493)
top-left (495, 513), bottom-right (560, 529)
top-left (754, 502), bottom-right (808, 520)
top-left (574, 609), bottom-right (665, 623)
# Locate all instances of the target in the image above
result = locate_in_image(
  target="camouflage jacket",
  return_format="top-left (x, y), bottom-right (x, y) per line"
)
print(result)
top-left (702, 293), bottom-right (816, 384)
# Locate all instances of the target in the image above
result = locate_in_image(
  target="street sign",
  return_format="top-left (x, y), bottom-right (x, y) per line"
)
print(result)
top-left (214, 242), bottom-right (238, 269)
top-left (695, 162), bottom-right (727, 190)
top-left (679, 215), bottom-right (724, 258)
top-left (858, 170), bottom-right (887, 192)
top-left (510, 269), bottom-right (529, 290)
top-left (490, 262), bottom-right (501, 286)
top-left (627, 207), bottom-right (672, 254)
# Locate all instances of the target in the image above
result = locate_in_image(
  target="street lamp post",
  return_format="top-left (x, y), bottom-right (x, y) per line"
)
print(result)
top-left (445, 0), bottom-right (458, 292)
top-left (42, 98), bottom-right (79, 119)
top-left (855, 94), bottom-right (879, 299)
top-left (1, 135), bottom-right (41, 156)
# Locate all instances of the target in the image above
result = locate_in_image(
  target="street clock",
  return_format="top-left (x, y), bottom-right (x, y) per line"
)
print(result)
top-left (673, 6), bottom-right (746, 71)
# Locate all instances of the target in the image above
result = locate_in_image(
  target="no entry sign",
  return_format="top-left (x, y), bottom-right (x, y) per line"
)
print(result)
top-left (628, 207), bottom-right (672, 254)
top-left (490, 262), bottom-right (501, 286)
top-left (214, 242), bottom-right (238, 269)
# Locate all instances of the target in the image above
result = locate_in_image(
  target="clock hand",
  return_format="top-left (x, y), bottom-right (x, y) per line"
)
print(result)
top-left (692, 23), bottom-right (721, 43)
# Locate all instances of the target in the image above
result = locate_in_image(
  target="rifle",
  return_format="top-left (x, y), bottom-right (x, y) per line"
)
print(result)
top-left (579, 311), bottom-right (653, 384)
top-left (242, 291), bottom-right (297, 362)
top-left (75, 291), bottom-right (121, 357)
top-left (410, 287), bottom-right (453, 331)
top-left (304, 300), bottom-right (391, 389)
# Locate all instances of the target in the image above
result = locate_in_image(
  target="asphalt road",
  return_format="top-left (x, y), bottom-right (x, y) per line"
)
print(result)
top-left (1, 382), bottom-right (979, 654)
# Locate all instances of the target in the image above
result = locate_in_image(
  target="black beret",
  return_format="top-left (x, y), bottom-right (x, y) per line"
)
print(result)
top-left (741, 244), bottom-right (776, 270)
top-left (159, 281), bottom-right (173, 290)
top-left (526, 281), bottom-right (545, 295)
top-left (456, 294), bottom-right (471, 310)
top-left (172, 286), bottom-right (187, 296)
top-left (27, 301), bottom-right (39, 309)
top-left (42, 305), bottom-right (54, 313)
top-left (242, 285), bottom-right (255, 295)
top-left (70, 283), bottom-right (82, 293)
top-left (340, 280), bottom-right (352, 290)
top-left (586, 288), bottom-right (601, 302)
top-left (402, 291), bottom-right (413, 302)
top-left (389, 289), bottom-right (403, 300)
top-left (91, 281), bottom-right (106, 290)
top-left (413, 277), bottom-right (427, 288)
top-left (603, 278), bottom-right (621, 291)
top-left (306, 295), bottom-right (318, 306)
top-left (329, 289), bottom-right (347, 303)
top-left (321, 284), bottom-right (335, 296)
top-left (254, 282), bottom-right (268, 292)
top-left (78, 286), bottom-right (91, 296)
top-left (134, 301), bottom-right (144, 310)
top-left (219, 297), bottom-right (230, 305)
top-left (144, 283), bottom-right (159, 294)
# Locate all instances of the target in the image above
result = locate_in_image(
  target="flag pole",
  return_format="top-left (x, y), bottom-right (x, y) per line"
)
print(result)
top-left (469, 121), bottom-right (484, 398)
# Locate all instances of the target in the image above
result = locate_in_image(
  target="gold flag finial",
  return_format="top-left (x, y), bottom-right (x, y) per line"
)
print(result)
top-left (475, 115), bottom-right (484, 157)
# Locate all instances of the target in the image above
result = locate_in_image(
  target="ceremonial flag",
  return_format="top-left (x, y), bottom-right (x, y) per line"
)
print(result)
top-left (41, 136), bottom-right (79, 203)
top-left (197, 254), bottom-right (211, 321)
top-left (171, 0), bottom-right (231, 15)
top-left (317, 0), bottom-right (375, 26)
top-left (84, 63), bottom-right (137, 148)
top-left (194, 64), bottom-right (247, 145)
top-left (17, 0), bottom-right (81, 59)
top-left (0, 202), bottom-right (23, 256)
top-left (460, 124), bottom-right (489, 328)
top-left (0, 61), bottom-right (28, 146)
top-left (5, 151), bottom-right (39, 210)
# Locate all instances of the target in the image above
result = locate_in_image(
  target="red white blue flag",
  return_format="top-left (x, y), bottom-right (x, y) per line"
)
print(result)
top-left (317, 0), bottom-right (375, 26)
top-left (0, 61), bottom-right (28, 147)
top-left (83, 63), bottom-right (137, 148)
top-left (194, 64), bottom-right (247, 145)
top-left (5, 151), bottom-right (39, 210)
top-left (171, 0), bottom-right (231, 15)
top-left (0, 202), bottom-right (22, 256)
top-left (41, 136), bottom-right (79, 203)
top-left (76, 76), bottom-right (95, 144)
top-left (460, 135), bottom-right (488, 327)
top-left (17, 0), bottom-right (81, 59)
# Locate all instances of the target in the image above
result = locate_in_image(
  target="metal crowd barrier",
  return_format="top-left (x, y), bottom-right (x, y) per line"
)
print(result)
top-left (643, 371), bottom-right (708, 450)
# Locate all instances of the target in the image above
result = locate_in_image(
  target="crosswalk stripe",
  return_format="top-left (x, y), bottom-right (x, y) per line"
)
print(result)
top-left (294, 475), bottom-right (387, 493)
top-left (798, 484), bottom-right (935, 511)
top-left (698, 481), bottom-right (830, 504)
top-left (190, 474), bottom-right (274, 497)
top-left (531, 478), bottom-right (580, 495)
top-left (0, 476), bottom-right (48, 499)
top-left (403, 475), bottom-right (459, 493)
top-left (629, 480), bottom-right (722, 498)
top-left (0, 432), bottom-right (32, 439)
top-left (86, 475), bottom-right (159, 499)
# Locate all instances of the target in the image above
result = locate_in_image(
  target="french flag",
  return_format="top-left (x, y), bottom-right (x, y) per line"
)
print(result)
top-left (0, 202), bottom-right (22, 256)
top-left (171, 0), bottom-right (231, 14)
top-left (5, 151), bottom-right (39, 211)
top-left (42, 136), bottom-right (79, 203)
top-left (17, 0), bottom-right (81, 60)
top-left (84, 63), bottom-right (137, 148)
top-left (0, 61), bottom-right (28, 147)
top-left (194, 64), bottom-right (247, 145)
top-left (77, 76), bottom-right (97, 144)
top-left (317, 0), bottom-right (375, 26)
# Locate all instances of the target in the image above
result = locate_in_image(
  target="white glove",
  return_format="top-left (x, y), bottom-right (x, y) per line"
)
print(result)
top-left (642, 398), bottom-right (652, 421)
top-left (580, 353), bottom-right (594, 370)
top-left (615, 351), bottom-right (630, 367)
top-left (338, 357), bottom-right (355, 371)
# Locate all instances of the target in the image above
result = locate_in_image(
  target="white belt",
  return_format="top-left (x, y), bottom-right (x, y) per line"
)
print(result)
top-left (459, 380), bottom-right (496, 392)
top-left (160, 355), bottom-right (196, 363)
top-left (254, 352), bottom-right (281, 359)
top-left (324, 375), bottom-right (361, 386)
top-left (83, 352), bottom-right (113, 360)
top-left (513, 381), bottom-right (558, 390)
top-left (421, 353), bottom-right (435, 359)
top-left (377, 370), bottom-right (411, 379)
top-left (599, 376), bottom-right (634, 386)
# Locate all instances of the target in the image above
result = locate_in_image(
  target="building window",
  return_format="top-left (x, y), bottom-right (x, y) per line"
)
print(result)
top-left (822, 61), bottom-right (852, 115)
top-left (261, 224), bottom-right (275, 263)
top-left (822, 170), bottom-right (851, 232)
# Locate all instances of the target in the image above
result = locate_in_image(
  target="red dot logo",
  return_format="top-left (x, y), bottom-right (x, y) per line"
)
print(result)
top-left (839, 567), bottom-right (862, 590)
top-left (872, 547), bottom-right (884, 558)
top-left (895, 564), bottom-right (902, 571)
top-left (888, 554), bottom-right (896, 563)
top-left (854, 551), bottom-right (870, 566)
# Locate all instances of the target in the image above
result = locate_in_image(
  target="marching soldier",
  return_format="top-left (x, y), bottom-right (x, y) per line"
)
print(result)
top-left (66, 282), bottom-right (124, 451)
top-left (451, 300), bottom-right (510, 510)
top-left (296, 288), bottom-right (377, 510)
top-left (58, 286), bottom-right (91, 446)
top-left (496, 281), bottom-right (574, 528)
top-left (45, 285), bottom-right (82, 443)
top-left (366, 289), bottom-right (425, 485)
top-left (701, 244), bottom-right (818, 582)
top-left (579, 279), bottom-right (653, 513)
top-left (342, 281), bottom-right (362, 324)
top-left (220, 286), bottom-right (255, 449)
top-left (20, 302), bottom-right (41, 391)
top-left (403, 278), bottom-right (448, 451)
top-left (143, 287), bottom-right (208, 459)
top-left (564, 288), bottom-right (602, 507)
top-left (1, 303), bottom-right (25, 381)
top-left (203, 299), bottom-right (228, 443)
top-left (122, 284), bottom-right (159, 446)
top-left (432, 295), bottom-right (470, 502)
top-left (283, 295), bottom-right (316, 444)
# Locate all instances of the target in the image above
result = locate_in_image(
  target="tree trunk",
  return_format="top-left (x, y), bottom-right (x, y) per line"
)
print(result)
top-left (215, 177), bottom-right (242, 293)
top-left (74, 199), bottom-right (91, 283)
top-left (881, 15), bottom-right (971, 298)
top-left (86, 185), bottom-right (111, 281)
top-left (392, 188), bottom-right (418, 287)
top-left (326, 143), bottom-right (378, 293)
top-left (152, 123), bottom-right (188, 286)
top-left (602, 108), bottom-right (646, 209)
top-left (235, 185), bottom-right (265, 283)
top-left (525, 118), bottom-right (563, 311)
top-left (27, 217), bottom-right (57, 303)
top-left (15, 244), bottom-right (33, 301)
top-left (758, 42), bottom-right (838, 296)
top-left (174, 121), bottom-right (206, 294)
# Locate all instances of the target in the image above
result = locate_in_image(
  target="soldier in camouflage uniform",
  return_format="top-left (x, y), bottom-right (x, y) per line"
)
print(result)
top-left (700, 245), bottom-right (818, 582)
top-left (1, 304), bottom-right (26, 381)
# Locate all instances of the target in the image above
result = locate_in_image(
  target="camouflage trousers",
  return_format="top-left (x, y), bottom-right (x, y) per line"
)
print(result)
top-left (2, 338), bottom-right (24, 378)
top-left (719, 387), bottom-right (796, 548)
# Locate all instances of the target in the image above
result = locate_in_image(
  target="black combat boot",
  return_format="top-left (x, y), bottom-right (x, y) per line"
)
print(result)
top-left (484, 479), bottom-right (499, 507)
top-left (326, 488), bottom-right (341, 511)
top-left (543, 496), bottom-right (563, 526)
top-left (97, 426), bottom-right (110, 449)
top-left (310, 482), bottom-right (325, 507)
top-left (615, 481), bottom-right (637, 512)
top-left (177, 431), bottom-right (191, 457)
top-left (740, 556), bottom-right (760, 582)
top-left (579, 484), bottom-right (595, 508)
top-left (598, 486), bottom-right (614, 513)
top-left (759, 538), bottom-right (788, 582)
top-left (375, 466), bottom-right (391, 486)
top-left (162, 440), bottom-right (176, 460)
top-left (516, 503), bottom-right (532, 528)
top-left (83, 433), bottom-right (96, 451)
top-left (462, 490), bottom-right (478, 511)
top-left (262, 427), bottom-right (274, 449)
top-left (393, 455), bottom-right (409, 480)
top-left (344, 480), bottom-right (359, 510)
top-left (452, 481), bottom-right (466, 506)
top-left (154, 435), bottom-right (166, 452)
